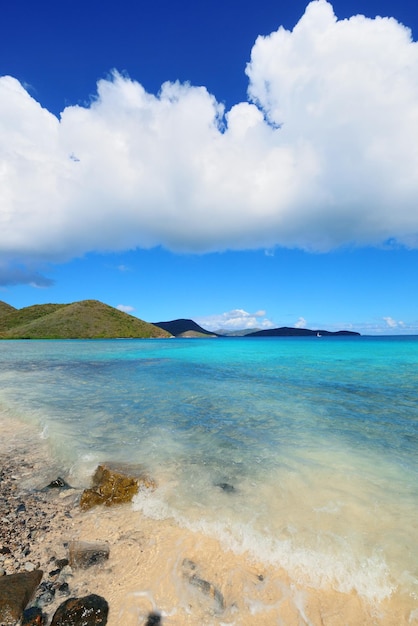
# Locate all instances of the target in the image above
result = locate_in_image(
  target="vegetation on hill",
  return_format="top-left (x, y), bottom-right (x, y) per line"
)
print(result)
top-left (0, 300), bottom-right (170, 339)
top-left (0, 301), bottom-right (17, 318)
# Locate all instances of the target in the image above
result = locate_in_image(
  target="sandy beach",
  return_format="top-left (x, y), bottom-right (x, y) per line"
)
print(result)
top-left (1, 412), bottom-right (417, 625)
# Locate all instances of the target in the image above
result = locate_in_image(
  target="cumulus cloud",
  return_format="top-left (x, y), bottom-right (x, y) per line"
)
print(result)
top-left (1, 0), bottom-right (418, 279)
top-left (295, 317), bottom-right (307, 328)
top-left (383, 316), bottom-right (405, 329)
top-left (116, 304), bottom-right (135, 313)
top-left (195, 309), bottom-right (275, 331)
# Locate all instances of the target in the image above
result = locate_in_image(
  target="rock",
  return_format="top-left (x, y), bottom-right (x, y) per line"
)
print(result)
top-left (57, 582), bottom-right (70, 596)
top-left (35, 581), bottom-right (56, 607)
top-left (24, 561), bottom-right (37, 572)
top-left (79, 464), bottom-right (156, 510)
top-left (43, 477), bottom-right (72, 491)
top-left (145, 612), bottom-right (161, 625)
top-left (189, 574), bottom-right (225, 612)
top-left (21, 605), bottom-right (45, 625)
top-left (215, 482), bottom-right (236, 493)
top-left (182, 558), bottom-right (224, 613)
top-left (68, 541), bottom-right (110, 569)
top-left (50, 593), bottom-right (109, 625)
top-left (0, 569), bottom-right (43, 625)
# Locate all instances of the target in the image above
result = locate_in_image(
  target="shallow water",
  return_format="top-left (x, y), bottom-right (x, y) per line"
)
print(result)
top-left (0, 336), bottom-right (417, 622)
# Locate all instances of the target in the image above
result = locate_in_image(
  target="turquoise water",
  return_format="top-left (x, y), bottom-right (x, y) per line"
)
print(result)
top-left (0, 336), bottom-right (417, 603)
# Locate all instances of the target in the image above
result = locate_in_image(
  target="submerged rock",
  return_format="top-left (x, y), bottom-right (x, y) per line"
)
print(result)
top-left (189, 574), bottom-right (225, 612)
top-left (182, 558), bottom-right (224, 613)
top-left (215, 482), bottom-right (236, 493)
top-left (50, 593), bottom-right (109, 625)
top-left (79, 463), bottom-right (156, 510)
top-left (0, 569), bottom-right (43, 625)
top-left (68, 541), bottom-right (110, 569)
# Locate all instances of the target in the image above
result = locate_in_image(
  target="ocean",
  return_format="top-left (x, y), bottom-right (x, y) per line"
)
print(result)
top-left (0, 336), bottom-right (417, 624)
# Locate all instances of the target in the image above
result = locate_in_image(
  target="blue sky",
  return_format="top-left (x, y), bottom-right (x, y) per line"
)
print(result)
top-left (1, 0), bottom-right (418, 334)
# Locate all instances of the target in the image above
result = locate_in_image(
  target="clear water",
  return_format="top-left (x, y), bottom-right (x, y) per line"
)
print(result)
top-left (0, 336), bottom-right (417, 604)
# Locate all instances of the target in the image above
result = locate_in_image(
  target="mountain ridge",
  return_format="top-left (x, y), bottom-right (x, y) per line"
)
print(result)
top-left (0, 300), bottom-right (170, 339)
top-left (0, 300), bottom-right (361, 339)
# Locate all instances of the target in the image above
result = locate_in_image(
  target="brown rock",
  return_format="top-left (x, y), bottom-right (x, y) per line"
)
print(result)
top-left (50, 593), bottom-right (108, 625)
top-left (0, 569), bottom-right (43, 625)
top-left (79, 464), bottom-right (156, 510)
top-left (68, 541), bottom-right (110, 569)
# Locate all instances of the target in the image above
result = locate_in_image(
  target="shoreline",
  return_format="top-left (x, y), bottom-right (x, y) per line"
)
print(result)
top-left (1, 416), bottom-right (417, 625)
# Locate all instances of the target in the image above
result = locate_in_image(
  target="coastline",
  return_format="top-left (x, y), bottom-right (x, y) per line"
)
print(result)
top-left (1, 413), bottom-right (417, 625)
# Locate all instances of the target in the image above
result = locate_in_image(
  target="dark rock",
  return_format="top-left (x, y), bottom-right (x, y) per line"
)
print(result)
top-left (16, 502), bottom-right (27, 513)
top-left (55, 559), bottom-right (69, 569)
top-left (145, 612), bottom-right (161, 625)
top-left (215, 482), bottom-right (235, 493)
top-left (50, 593), bottom-right (109, 625)
top-left (44, 477), bottom-right (72, 490)
top-left (79, 464), bottom-right (156, 510)
top-left (21, 605), bottom-right (45, 625)
top-left (68, 541), bottom-right (110, 569)
top-left (57, 582), bottom-right (70, 596)
top-left (35, 588), bottom-right (55, 608)
top-left (0, 569), bottom-right (43, 625)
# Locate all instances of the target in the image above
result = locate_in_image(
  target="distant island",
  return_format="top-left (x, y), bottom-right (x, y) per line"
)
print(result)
top-left (245, 327), bottom-right (360, 337)
top-left (0, 299), bottom-right (360, 339)
top-left (152, 318), bottom-right (219, 338)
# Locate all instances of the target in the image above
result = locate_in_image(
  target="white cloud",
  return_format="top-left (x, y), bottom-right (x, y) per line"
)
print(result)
top-left (116, 304), bottom-right (135, 313)
top-left (195, 309), bottom-right (275, 331)
top-left (382, 316), bottom-right (406, 329)
top-left (2, 0), bottom-right (418, 279)
top-left (295, 317), bottom-right (307, 328)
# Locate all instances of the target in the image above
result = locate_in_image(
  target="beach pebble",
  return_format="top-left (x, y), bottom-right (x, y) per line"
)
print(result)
top-left (25, 562), bottom-right (37, 572)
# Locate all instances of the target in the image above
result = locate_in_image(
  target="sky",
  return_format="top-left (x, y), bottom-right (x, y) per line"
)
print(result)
top-left (1, 0), bottom-right (418, 334)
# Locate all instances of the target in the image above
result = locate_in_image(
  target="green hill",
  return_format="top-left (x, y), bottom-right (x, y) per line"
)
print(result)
top-left (0, 301), bottom-right (17, 318)
top-left (0, 300), bottom-right (170, 339)
top-left (0, 303), bottom-right (67, 334)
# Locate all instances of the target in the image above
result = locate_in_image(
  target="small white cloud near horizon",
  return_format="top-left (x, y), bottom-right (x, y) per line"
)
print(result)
top-left (295, 316), bottom-right (307, 329)
top-left (116, 304), bottom-right (135, 313)
top-left (2, 0), bottom-right (418, 280)
top-left (195, 308), bottom-right (275, 331)
top-left (383, 316), bottom-right (405, 329)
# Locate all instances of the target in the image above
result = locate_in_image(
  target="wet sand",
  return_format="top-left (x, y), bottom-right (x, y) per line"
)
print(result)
top-left (1, 414), bottom-right (417, 625)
